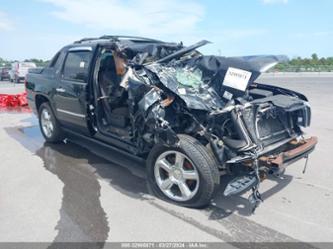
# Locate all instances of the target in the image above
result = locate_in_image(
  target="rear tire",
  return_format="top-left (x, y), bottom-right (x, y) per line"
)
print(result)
top-left (147, 134), bottom-right (220, 208)
top-left (38, 102), bottom-right (64, 143)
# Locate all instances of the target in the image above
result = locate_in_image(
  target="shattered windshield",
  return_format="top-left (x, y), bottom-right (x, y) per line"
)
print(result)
top-left (175, 67), bottom-right (203, 89)
top-left (145, 63), bottom-right (224, 110)
top-left (150, 65), bottom-right (205, 92)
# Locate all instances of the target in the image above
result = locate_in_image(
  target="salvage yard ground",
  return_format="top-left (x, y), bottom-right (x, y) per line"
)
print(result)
top-left (0, 74), bottom-right (332, 246)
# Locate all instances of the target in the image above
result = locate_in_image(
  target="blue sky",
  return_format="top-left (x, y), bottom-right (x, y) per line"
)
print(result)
top-left (0, 0), bottom-right (332, 60)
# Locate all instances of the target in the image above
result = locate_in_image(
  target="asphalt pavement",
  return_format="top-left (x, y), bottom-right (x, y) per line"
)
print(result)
top-left (0, 75), bottom-right (332, 247)
top-left (0, 81), bottom-right (25, 94)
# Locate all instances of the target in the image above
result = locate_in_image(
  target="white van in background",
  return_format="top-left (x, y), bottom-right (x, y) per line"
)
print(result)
top-left (10, 62), bottom-right (37, 83)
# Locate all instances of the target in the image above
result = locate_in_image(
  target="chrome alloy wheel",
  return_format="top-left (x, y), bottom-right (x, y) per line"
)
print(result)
top-left (41, 108), bottom-right (54, 138)
top-left (154, 150), bottom-right (200, 202)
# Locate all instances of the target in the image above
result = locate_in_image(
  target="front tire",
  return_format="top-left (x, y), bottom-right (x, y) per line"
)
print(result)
top-left (147, 134), bottom-right (220, 208)
top-left (38, 102), bottom-right (64, 143)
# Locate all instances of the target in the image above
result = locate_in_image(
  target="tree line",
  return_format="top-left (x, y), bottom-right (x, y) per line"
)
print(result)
top-left (2, 53), bottom-right (333, 72)
top-left (274, 53), bottom-right (333, 72)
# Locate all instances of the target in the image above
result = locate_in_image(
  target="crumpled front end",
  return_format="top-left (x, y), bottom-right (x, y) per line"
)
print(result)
top-left (227, 94), bottom-right (312, 152)
top-left (119, 41), bottom-right (317, 211)
top-left (212, 92), bottom-right (317, 211)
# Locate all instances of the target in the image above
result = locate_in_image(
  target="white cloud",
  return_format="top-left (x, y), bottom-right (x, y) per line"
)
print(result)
top-left (42, 0), bottom-right (204, 37)
top-left (262, 0), bottom-right (288, 4)
top-left (26, 0), bottom-right (272, 58)
top-left (0, 11), bottom-right (13, 31)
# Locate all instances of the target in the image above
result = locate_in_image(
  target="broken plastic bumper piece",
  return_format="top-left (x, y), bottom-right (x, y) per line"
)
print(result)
top-left (223, 175), bottom-right (258, 196)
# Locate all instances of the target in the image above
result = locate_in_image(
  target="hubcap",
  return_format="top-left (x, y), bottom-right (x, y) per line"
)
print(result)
top-left (41, 108), bottom-right (54, 138)
top-left (154, 151), bottom-right (200, 202)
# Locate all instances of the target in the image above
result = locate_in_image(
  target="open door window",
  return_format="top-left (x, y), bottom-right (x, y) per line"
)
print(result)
top-left (94, 49), bottom-right (131, 139)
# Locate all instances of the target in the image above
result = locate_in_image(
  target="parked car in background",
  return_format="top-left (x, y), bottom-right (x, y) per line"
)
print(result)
top-left (10, 62), bottom-right (36, 83)
top-left (0, 67), bottom-right (11, 81)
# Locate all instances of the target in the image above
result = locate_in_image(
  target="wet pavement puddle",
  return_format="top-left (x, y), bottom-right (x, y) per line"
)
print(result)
top-left (4, 123), bottom-right (318, 247)
top-left (7, 125), bottom-right (147, 247)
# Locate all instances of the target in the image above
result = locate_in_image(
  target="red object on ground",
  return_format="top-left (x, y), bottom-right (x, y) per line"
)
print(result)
top-left (0, 92), bottom-right (28, 107)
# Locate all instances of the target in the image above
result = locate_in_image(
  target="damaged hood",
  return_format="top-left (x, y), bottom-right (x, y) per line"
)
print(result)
top-left (191, 54), bottom-right (288, 86)
top-left (196, 55), bottom-right (288, 74)
top-left (145, 54), bottom-right (288, 111)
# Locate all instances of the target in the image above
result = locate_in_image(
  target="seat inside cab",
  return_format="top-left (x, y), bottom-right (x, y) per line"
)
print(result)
top-left (96, 50), bottom-right (130, 138)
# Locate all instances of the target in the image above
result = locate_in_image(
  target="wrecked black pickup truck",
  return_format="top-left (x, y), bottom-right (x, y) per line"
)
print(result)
top-left (26, 36), bottom-right (317, 210)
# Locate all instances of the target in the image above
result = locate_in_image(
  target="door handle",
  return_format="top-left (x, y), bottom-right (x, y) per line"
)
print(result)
top-left (56, 87), bottom-right (66, 93)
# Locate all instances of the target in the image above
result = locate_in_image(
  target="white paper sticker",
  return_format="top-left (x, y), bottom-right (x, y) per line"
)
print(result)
top-left (79, 61), bottom-right (85, 68)
top-left (178, 88), bottom-right (186, 95)
top-left (223, 67), bottom-right (252, 91)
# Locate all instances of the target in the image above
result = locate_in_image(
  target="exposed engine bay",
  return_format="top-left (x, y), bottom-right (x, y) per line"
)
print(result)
top-left (92, 39), bottom-right (317, 211)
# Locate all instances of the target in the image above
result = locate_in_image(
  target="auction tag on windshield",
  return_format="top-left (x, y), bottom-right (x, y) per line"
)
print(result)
top-left (223, 67), bottom-right (252, 91)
